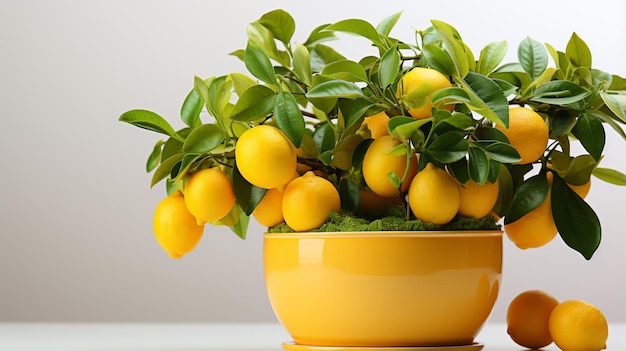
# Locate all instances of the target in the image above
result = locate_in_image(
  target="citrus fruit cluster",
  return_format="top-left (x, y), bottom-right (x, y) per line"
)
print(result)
top-left (507, 290), bottom-right (609, 351)
top-left (120, 9), bottom-right (626, 261)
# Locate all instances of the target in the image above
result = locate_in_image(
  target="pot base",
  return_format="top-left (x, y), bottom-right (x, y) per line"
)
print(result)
top-left (282, 341), bottom-right (484, 351)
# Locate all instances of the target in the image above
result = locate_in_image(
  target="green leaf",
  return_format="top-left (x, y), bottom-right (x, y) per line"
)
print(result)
top-left (426, 131), bottom-right (469, 163)
top-left (228, 207), bottom-right (249, 240)
top-left (258, 9), bottom-right (295, 45)
top-left (182, 124), bottom-right (225, 154)
top-left (173, 153), bottom-right (202, 181)
top-left (180, 89), bottom-right (203, 128)
top-left (448, 158), bottom-right (470, 184)
top-left (274, 90), bottom-right (305, 147)
top-left (431, 87), bottom-right (470, 105)
top-left (306, 79), bottom-right (364, 99)
top-left (481, 141), bottom-right (522, 163)
top-left (151, 153), bottom-right (183, 188)
top-left (244, 41), bottom-right (276, 85)
top-left (352, 138), bottom-right (374, 169)
top-left (476, 41), bottom-right (508, 75)
top-left (593, 167), bottom-right (626, 186)
top-left (325, 18), bottom-right (385, 49)
top-left (468, 146), bottom-right (489, 184)
top-left (376, 11), bottom-right (402, 36)
top-left (388, 116), bottom-right (431, 139)
top-left (431, 20), bottom-right (469, 78)
top-left (551, 174), bottom-right (601, 260)
top-left (338, 99), bottom-right (374, 130)
top-left (230, 73), bottom-right (257, 97)
top-left (247, 21), bottom-right (290, 67)
top-left (459, 72), bottom-right (509, 127)
top-left (378, 45), bottom-right (401, 88)
top-left (517, 36), bottom-right (548, 80)
top-left (321, 60), bottom-right (368, 82)
top-left (504, 173), bottom-right (549, 224)
top-left (230, 85), bottom-right (276, 122)
top-left (339, 178), bottom-right (360, 211)
top-left (161, 135), bottom-right (184, 161)
top-left (550, 109), bottom-right (577, 137)
top-left (600, 92), bottom-right (626, 123)
top-left (233, 162), bottom-right (267, 216)
top-left (304, 24), bottom-right (336, 47)
top-left (293, 44), bottom-right (312, 86)
top-left (146, 140), bottom-right (164, 173)
top-left (313, 122), bottom-right (336, 154)
top-left (119, 109), bottom-right (181, 141)
top-left (572, 113), bottom-right (605, 161)
top-left (532, 80), bottom-right (590, 105)
top-left (566, 32), bottom-right (592, 68)
top-left (422, 43), bottom-right (455, 76)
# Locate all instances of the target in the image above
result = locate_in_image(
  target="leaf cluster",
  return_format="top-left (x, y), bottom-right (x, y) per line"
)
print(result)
top-left (119, 9), bottom-right (626, 259)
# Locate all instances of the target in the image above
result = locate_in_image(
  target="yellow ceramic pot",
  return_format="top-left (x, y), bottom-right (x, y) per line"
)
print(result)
top-left (264, 231), bottom-right (502, 348)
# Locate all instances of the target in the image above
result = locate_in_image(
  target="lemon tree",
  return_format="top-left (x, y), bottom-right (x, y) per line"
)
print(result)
top-left (120, 9), bottom-right (626, 260)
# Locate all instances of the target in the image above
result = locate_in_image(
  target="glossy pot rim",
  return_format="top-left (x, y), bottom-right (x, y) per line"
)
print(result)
top-left (264, 230), bottom-right (503, 239)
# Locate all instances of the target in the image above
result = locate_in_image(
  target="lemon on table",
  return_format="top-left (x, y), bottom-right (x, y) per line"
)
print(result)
top-left (549, 299), bottom-right (608, 351)
top-left (153, 190), bottom-right (204, 259)
top-left (506, 290), bottom-right (559, 349)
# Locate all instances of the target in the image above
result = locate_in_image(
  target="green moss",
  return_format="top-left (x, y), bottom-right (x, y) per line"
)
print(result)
top-left (267, 206), bottom-right (501, 233)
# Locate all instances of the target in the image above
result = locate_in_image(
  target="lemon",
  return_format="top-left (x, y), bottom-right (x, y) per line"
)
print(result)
top-left (496, 106), bottom-right (549, 165)
top-left (184, 167), bottom-right (236, 225)
top-left (235, 125), bottom-right (297, 189)
top-left (153, 190), bottom-right (204, 259)
top-left (456, 179), bottom-right (499, 219)
top-left (408, 163), bottom-right (460, 225)
top-left (397, 67), bottom-right (455, 119)
top-left (362, 111), bottom-right (390, 139)
top-left (362, 135), bottom-right (418, 198)
top-left (506, 290), bottom-right (559, 349)
top-left (549, 300), bottom-right (608, 351)
top-left (282, 171), bottom-right (341, 232)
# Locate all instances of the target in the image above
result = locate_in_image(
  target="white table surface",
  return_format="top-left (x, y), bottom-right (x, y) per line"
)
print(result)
top-left (0, 323), bottom-right (624, 351)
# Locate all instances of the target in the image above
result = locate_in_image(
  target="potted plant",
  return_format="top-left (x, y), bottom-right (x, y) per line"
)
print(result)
top-left (119, 9), bottom-right (626, 349)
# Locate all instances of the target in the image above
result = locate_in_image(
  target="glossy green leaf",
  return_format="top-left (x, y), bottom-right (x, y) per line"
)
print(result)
top-left (244, 41), bottom-right (276, 85)
top-left (551, 174), bottom-right (600, 260)
top-left (447, 158), bottom-right (470, 184)
top-left (427, 131), bottom-right (469, 163)
top-left (436, 111), bottom-right (474, 130)
top-left (274, 90), bottom-right (305, 147)
top-left (468, 146), bottom-right (489, 184)
top-left (532, 80), bottom-right (590, 105)
top-left (180, 89), bottom-right (203, 128)
top-left (590, 110), bottom-right (626, 141)
top-left (492, 164), bottom-right (514, 217)
top-left (600, 92), bottom-right (626, 123)
top-left (228, 207), bottom-right (249, 239)
top-left (431, 87), bottom-right (470, 105)
top-left (293, 44), bottom-right (312, 86)
top-left (593, 167), bottom-right (626, 186)
top-left (481, 141), bottom-right (521, 163)
top-left (247, 21), bottom-right (290, 67)
top-left (376, 11), bottom-right (402, 36)
top-left (161, 135), bottom-right (184, 161)
top-left (230, 72), bottom-right (258, 96)
top-left (566, 32), bottom-right (592, 68)
top-left (151, 153), bottom-right (183, 188)
top-left (258, 9), bottom-right (295, 45)
top-left (338, 99), bottom-right (374, 131)
top-left (182, 124), bottom-right (225, 154)
top-left (173, 153), bottom-right (202, 181)
top-left (230, 85), bottom-right (276, 122)
top-left (563, 155), bottom-right (598, 186)
top-left (431, 20), bottom-right (469, 78)
top-left (504, 173), bottom-right (549, 224)
top-left (352, 139), bottom-right (374, 169)
top-left (378, 45), bottom-right (401, 88)
top-left (146, 140), bottom-right (164, 173)
top-left (422, 43), bottom-right (455, 76)
top-left (459, 72), bottom-right (509, 127)
top-left (388, 116), bottom-right (431, 139)
top-left (572, 113), bottom-right (605, 161)
top-left (233, 163), bottom-right (267, 216)
top-left (325, 18), bottom-right (385, 49)
top-left (313, 122), bottom-right (336, 154)
top-left (304, 24), bottom-right (336, 47)
top-left (518, 36), bottom-right (548, 80)
top-left (306, 79), bottom-right (364, 99)
top-left (550, 109), bottom-right (577, 137)
top-left (339, 178), bottom-right (360, 211)
top-left (321, 60), bottom-right (368, 82)
top-left (476, 41), bottom-right (508, 75)
top-left (119, 109), bottom-right (181, 141)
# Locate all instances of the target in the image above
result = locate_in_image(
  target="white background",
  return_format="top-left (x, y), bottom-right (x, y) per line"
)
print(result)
top-left (1, 0), bottom-right (624, 324)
